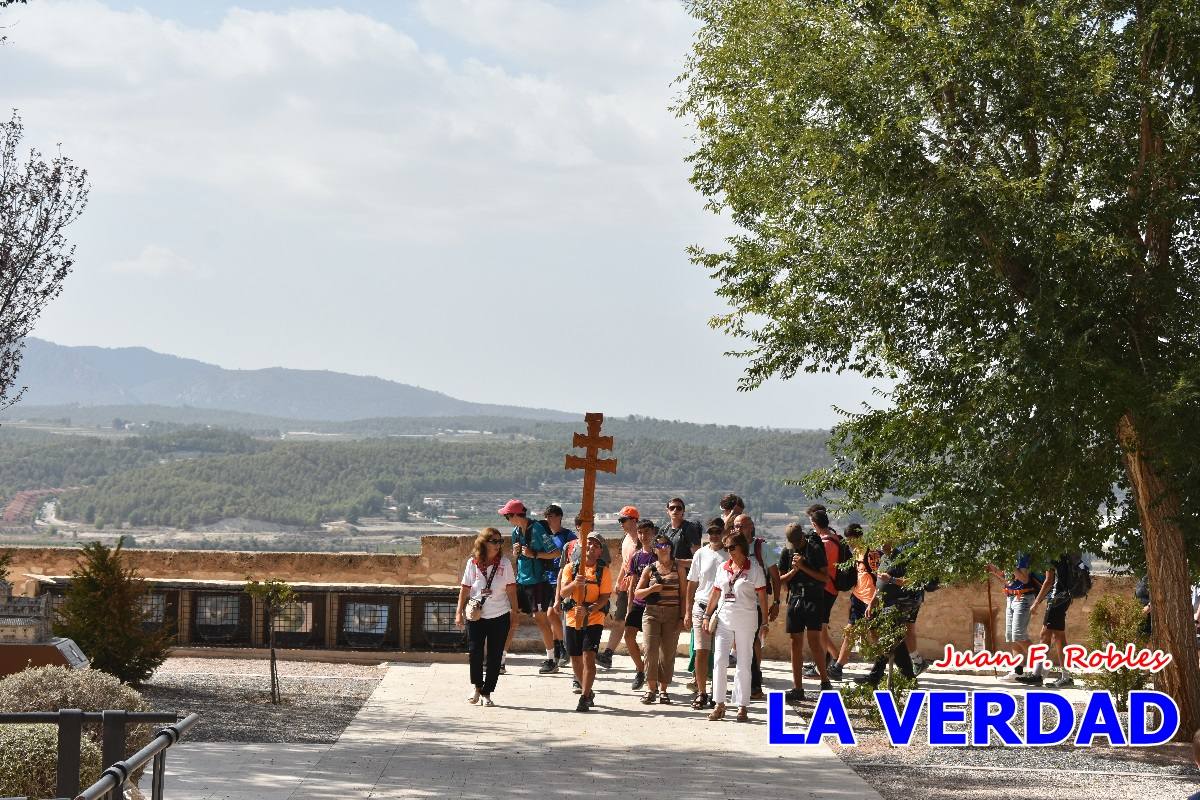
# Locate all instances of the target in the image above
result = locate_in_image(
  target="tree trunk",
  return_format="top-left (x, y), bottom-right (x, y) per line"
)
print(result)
top-left (1117, 411), bottom-right (1200, 741)
top-left (268, 611), bottom-right (280, 705)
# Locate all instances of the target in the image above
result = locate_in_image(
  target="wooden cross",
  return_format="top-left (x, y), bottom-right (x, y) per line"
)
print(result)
top-left (564, 412), bottom-right (617, 537)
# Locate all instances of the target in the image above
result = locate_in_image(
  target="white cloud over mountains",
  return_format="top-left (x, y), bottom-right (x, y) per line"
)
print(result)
top-left (3, 0), bottom-right (881, 428)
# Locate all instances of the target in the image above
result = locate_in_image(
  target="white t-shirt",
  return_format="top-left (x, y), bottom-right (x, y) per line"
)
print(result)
top-left (712, 559), bottom-right (767, 620)
top-left (461, 557), bottom-right (515, 619)
top-left (687, 545), bottom-right (727, 605)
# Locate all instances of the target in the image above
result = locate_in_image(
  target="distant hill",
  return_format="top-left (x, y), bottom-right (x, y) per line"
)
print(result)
top-left (9, 339), bottom-right (577, 422)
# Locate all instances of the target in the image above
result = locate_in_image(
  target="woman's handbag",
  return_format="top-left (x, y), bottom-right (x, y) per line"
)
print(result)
top-left (465, 560), bottom-right (500, 622)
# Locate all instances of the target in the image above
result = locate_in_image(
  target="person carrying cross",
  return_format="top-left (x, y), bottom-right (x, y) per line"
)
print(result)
top-left (560, 531), bottom-right (613, 712)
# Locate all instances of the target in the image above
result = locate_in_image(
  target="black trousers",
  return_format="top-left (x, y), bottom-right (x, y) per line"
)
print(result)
top-left (867, 639), bottom-right (915, 684)
top-left (467, 613), bottom-right (511, 694)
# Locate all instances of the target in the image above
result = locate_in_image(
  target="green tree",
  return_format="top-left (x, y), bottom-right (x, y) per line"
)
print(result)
top-left (0, 549), bottom-right (11, 583)
top-left (679, 0), bottom-right (1200, 736)
top-left (53, 541), bottom-right (169, 685)
top-left (243, 577), bottom-right (296, 704)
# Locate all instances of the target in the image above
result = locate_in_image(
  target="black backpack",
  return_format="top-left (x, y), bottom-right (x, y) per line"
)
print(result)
top-left (1063, 554), bottom-right (1092, 599)
top-left (833, 537), bottom-right (857, 592)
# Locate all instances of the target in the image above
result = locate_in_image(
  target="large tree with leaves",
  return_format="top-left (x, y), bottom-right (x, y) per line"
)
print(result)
top-left (679, 0), bottom-right (1200, 735)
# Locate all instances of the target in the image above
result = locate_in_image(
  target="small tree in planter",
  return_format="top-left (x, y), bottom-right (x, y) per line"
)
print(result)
top-left (1084, 594), bottom-right (1151, 712)
top-left (244, 578), bottom-right (296, 704)
top-left (54, 541), bottom-right (169, 685)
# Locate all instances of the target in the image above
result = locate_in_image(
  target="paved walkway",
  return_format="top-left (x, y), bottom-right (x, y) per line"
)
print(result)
top-left (167, 654), bottom-right (883, 800)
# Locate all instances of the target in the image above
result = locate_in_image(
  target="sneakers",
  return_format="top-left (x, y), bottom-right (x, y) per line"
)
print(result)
top-left (596, 649), bottom-right (614, 670)
top-left (558, 651), bottom-right (570, 667)
top-left (1000, 670), bottom-right (1022, 682)
top-left (1049, 673), bottom-right (1074, 689)
top-left (572, 679), bottom-right (582, 694)
top-left (576, 695), bottom-right (590, 713)
top-left (481, 694), bottom-right (495, 707)
top-left (853, 674), bottom-right (880, 687)
top-left (585, 691), bottom-right (596, 708)
top-left (819, 680), bottom-right (833, 691)
top-left (1015, 674), bottom-right (1044, 686)
top-left (827, 662), bottom-right (844, 681)
top-left (803, 662), bottom-right (818, 678)
top-left (498, 660), bottom-right (507, 675)
top-left (784, 687), bottom-right (806, 704)
top-left (912, 656), bottom-right (930, 675)
top-left (632, 671), bottom-right (646, 691)
top-left (538, 658), bottom-right (559, 674)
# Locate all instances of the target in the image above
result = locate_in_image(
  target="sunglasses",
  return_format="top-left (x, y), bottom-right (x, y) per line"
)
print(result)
top-left (502, 514), bottom-right (515, 520)
top-left (487, 538), bottom-right (503, 544)
top-left (654, 542), bottom-right (671, 549)
top-left (667, 505), bottom-right (684, 511)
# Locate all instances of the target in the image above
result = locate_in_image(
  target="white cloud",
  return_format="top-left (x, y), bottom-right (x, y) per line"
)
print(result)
top-left (111, 244), bottom-right (202, 278)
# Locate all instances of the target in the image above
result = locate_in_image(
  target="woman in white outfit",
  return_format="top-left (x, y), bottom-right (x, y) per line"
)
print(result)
top-left (455, 528), bottom-right (518, 707)
top-left (702, 532), bottom-right (769, 722)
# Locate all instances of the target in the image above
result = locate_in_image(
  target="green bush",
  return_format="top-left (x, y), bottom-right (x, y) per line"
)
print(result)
top-left (0, 724), bottom-right (102, 800)
top-left (0, 666), bottom-right (154, 763)
top-left (1083, 594), bottom-right (1151, 710)
top-left (53, 541), bottom-right (170, 685)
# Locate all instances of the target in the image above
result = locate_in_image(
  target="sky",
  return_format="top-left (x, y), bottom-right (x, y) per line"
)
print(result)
top-left (2, 0), bottom-right (884, 428)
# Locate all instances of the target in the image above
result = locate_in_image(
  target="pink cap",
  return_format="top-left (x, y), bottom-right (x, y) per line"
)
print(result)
top-left (497, 499), bottom-right (527, 516)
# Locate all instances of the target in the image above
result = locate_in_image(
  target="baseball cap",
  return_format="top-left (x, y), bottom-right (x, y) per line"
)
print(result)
top-left (617, 505), bottom-right (640, 521)
top-left (587, 531), bottom-right (605, 544)
top-left (497, 499), bottom-right (527, 516)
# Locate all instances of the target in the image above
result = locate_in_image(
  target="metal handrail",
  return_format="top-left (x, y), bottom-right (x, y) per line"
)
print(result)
top-left (76, 713), bottom-right (200, 800)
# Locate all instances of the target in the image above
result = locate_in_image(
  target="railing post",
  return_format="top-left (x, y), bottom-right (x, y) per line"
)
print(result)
top-left (100, 710), bottom-right (127, 789)
top-left (57, 708), bottom-right (83, 800)
top-left (151, 749), bottom-right (166, 800)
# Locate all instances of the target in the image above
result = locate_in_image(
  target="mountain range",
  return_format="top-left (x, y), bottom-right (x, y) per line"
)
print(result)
top-left (8, 338), bottom-right (577, 422)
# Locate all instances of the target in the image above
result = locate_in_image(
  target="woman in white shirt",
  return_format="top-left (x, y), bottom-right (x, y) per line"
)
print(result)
top-left (456, 528), bottom-right (518, 707)
top-left (702, 532), bottom-right (769, 722)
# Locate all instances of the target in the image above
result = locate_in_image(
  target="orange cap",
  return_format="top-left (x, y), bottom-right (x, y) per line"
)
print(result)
top-left (617, 505), bottom-right (640, 521)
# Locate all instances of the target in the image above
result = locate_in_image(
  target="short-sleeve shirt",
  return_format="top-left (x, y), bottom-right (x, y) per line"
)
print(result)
top-left (1007, 553), bottom-right (1036, 592)
top-left (561, 561), bottom-right (613, 628)
top-left (511, 520), bottom-right (555, 586)
top-left (659, 519), bottom-right (703, 561)
top-left (821, 532), bottom-right (842, 596)
top-left (687, 545), bottom-right (727, 603)
top-left (1049, 554), bottom-right (1073, 605)
top-left (851, 550), bottom-right (879, 604)
top-left (628, 550), bottom-right (657, 607)
top-left (545, 529), bottom-right (577, 585)
top-left (713, 558), bottom-right (767, 618)
top-left (779, 536), bottom-right (827, 593)
top-left (461, 557), bottom-right (516, 619)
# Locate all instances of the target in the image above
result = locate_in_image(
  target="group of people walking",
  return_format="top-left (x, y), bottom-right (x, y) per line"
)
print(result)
top-left (453, 493), bottom-right (1102, 716)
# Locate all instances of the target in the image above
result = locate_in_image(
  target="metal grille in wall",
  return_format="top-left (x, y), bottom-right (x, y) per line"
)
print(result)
top-left (138, 591), bottom-right (180, 639)
top-left (262, 593), bottom-right (326, 649)
top-left (191, 592), bottom-right (252, 645)
top-left (411, 595), bottom-right (465, 651)
top-left (338, 595), bottom-right (400, 649)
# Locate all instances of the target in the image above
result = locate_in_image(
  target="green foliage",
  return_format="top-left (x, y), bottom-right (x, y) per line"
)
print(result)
top-left (51, 434), bottom-right (830, 528)
top-left (53, 542), bottom-right (170, 685)
top-left (678, 0), bottom-right (1200, 574)
top-left (0, 724), bottom-right (101, 800)
top-left (0, 549), bottom-right (11, 582)
top-left (1083, 594), bottom-right (1151, 709)
top-left (838, 604), bottom-right (914, 727)
top-left (0, 665), bottom-right (152, 791)
top-left (244, 577), bottom-right (297, 704)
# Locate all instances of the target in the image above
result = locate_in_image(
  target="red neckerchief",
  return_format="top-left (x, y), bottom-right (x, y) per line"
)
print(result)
top-left (722, 557), bottom-right (749, 590)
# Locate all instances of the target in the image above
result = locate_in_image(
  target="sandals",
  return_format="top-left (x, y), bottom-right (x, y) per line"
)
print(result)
top-left (691, 692), bottom-right (709, 710)
top-left (481, 695), bottom-right (496, 707)
top-left (467, 689), bottom-right (481, 705)
top-left (708, 703), bottom-right (726, 721)
top-left (640, 691), bottom-right (657, 705)
top-left (736, 706), bottom-right (749, 722)
top-left (658, 691), bottom-right (671, 705)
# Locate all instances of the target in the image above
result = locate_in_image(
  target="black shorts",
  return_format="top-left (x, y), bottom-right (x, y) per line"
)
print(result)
top-left (517, 583), bottom-right (551, 614)
top-left (786, 590), bottom-right (823, 633)
top-left (1044, 599), bottom-right (1071, 632)
top-left (564, 624), bottom-right (605, 656)
top-left (624, 602), bottom-right (645, 630)
top-left (820, 591), bottom-right (837, 625)
top-left (849, 595), bottom-right (869, 624)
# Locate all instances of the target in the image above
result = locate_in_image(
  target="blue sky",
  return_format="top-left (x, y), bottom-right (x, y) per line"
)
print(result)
top-left (2, 0), bottom-right (883, 428)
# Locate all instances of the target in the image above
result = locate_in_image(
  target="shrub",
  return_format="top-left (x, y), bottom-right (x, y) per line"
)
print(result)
top-left (0, 666), bottom-right (154, 759)
top-left (53, 541), bottom-right (170, 685)
top-left (1083, 594), bottom-right (1151, 710)
top-left (0, 724), bottom-right (102, 800)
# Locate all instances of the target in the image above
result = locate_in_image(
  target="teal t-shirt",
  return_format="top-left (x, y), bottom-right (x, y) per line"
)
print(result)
top-left (512, 520), bottom-right (554, 586)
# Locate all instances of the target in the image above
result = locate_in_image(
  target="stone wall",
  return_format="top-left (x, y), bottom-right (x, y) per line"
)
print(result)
top-left (3, 537), bottom-right (1135, 660)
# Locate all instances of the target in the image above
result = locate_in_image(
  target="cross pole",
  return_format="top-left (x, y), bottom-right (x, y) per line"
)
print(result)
top-left (564, 412), bottom-right (617, 633)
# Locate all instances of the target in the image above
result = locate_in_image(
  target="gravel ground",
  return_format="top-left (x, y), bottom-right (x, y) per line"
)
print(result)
top-left (140, 657), bottom-right (384, 744)
top-left (779, 688), bottom-right (1200, 800)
